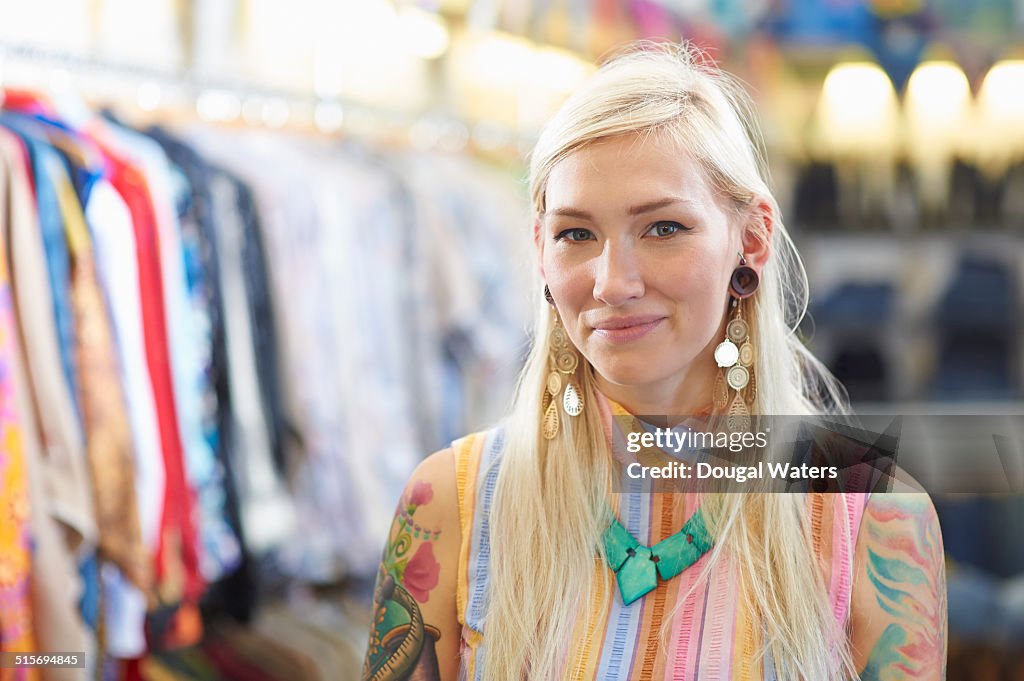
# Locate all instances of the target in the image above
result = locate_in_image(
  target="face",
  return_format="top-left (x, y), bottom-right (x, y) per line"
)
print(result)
top-left (537, 132), bottom-right (755, 411)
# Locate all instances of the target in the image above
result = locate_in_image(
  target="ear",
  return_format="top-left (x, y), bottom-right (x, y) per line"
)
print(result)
top-left (740, 197), bottom-right (773, 273)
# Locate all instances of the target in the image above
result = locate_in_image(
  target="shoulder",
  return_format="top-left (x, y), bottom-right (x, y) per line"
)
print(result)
top-left (406, 424), bottom-right (507, 499)
top-left (855, 487), bottom-right (943, 573)
top-left (401, 447), bottom-right (458, 522)
top-left (449, 426), bottom-right (510, 491)
top-left (412, 428), bottom-right (507, 631)
top-left (450, 426), bottom-right (508, 465)
top-left (408, 427), bottom-right (508, 531)
top-left (849, 487), bottom-right (947, 679)
top-left (855, 487), bottom-right (943, 586)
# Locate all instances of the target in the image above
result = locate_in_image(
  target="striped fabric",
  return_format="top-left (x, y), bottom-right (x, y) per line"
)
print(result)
top-left (451, 400), bottom-right (870, 680)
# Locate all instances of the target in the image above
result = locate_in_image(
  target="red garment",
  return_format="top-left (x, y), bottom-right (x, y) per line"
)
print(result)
top-left (0, 90), bottom-right (48, 118)
top-left (9, 130), bottom-right (36, 202)
top-left (120, 657), bottom-right (141, 681)
top-left (97, 144), bottom-right (203, 647)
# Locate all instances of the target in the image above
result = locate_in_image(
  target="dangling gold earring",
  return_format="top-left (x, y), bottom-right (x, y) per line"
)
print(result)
top-left (713, 253), bottom-right (759, 431)
top-left (543, 286), bottom-right (583, 440)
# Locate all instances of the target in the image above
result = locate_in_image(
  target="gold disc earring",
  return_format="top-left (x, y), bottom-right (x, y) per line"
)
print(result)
top-left (543, 286), bottom-right (583, 440)
top-left (713, 254), bottom-right (759, 430)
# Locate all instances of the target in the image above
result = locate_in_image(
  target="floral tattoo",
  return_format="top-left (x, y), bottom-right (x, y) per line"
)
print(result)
top-left (362, 481), bottom-right (444, 681)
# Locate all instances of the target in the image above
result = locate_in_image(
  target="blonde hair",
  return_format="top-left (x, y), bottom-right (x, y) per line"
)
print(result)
top-left (484, 41), bottom-right (857, 680)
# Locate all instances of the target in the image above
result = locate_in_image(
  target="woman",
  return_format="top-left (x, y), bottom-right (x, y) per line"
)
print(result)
top-left (361, 41), bottom-right (947, 680)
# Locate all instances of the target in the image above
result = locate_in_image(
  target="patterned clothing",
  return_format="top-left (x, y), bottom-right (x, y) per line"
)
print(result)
top-left (450, 399), bottom-right (870, 680)
top-left (53, 154), bottom-right (147, 591)
top-left (0, 123), bottom-right (89, 681)
top-left (0, 143), bottom-right (38, 681)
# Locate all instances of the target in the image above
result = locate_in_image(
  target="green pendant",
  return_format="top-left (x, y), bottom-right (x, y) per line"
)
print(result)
top-left (615, 545), bottom-right (658, 605)
top-left (602, 508), bottom-right (713, 606)
top-left (651, 509), bottom-right (712, 581)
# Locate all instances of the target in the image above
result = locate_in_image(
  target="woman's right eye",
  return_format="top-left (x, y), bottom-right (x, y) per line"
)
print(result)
top-left (555, 228), bottom-right (595, 242)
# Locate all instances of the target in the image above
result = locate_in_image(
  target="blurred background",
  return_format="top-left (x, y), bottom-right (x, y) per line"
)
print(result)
top-left (0, 0), bottom-right (1021, 679)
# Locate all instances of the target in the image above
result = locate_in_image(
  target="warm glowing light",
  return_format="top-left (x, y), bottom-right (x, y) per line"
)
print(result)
top-left (196, 89), bottom-right (241, 122)
top-left (821, 62), bottom-right (896, 130)
top-left (904, 61), bottom-right (972, 208)
top-left (905, 61), bottom-right (971, 128)
top-left (974, 60), bottom-right (1024, 174)
top-left (904, 60), bottom-right (971, 163)
top-left (530, 46), bottom-right (592, 92)
top-left (136, 81), bottom-right (162, 111)
top-left (449, 31), bottom-right (594, 130)
top-left (312, 0), bottom-right (428, 108)
top-left (396, 6), bottom-right (450, 59)
top-left (457, 32), bottom-right (535, 88)
top-left (978, 61), bottom-right (1024, 124)
top-left (816, 62), bottom-right (899, 156)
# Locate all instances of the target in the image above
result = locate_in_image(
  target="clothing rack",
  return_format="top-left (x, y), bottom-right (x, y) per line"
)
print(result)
top-left (0, 40), bottom-right (317, 106)
top-left (0, 41), bottom-right (523, 154)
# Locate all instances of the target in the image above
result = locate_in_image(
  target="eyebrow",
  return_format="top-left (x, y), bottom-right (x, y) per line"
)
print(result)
top-left (545, 197), bottom-right (693, 220)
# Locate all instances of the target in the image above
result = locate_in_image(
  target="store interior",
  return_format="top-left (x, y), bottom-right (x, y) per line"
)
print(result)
top-left (0, 0), bottom-right (1022, 679)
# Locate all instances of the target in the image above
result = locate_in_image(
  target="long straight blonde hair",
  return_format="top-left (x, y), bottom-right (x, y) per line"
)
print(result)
top-left (484, 41), bottom-right (859, 680)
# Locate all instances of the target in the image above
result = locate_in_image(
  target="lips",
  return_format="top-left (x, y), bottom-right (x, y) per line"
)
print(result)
top-left (591, 315), bottom-right (666, 343)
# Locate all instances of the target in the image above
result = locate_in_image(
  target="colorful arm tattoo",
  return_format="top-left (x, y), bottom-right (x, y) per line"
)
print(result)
top-left (362, 481), bottom-right (444, 681)
top-left (858, 493), bottom-right (948, 681)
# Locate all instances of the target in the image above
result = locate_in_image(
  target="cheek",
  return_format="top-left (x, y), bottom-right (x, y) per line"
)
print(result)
top-left (653, 249), bottom-right (725, 298)
top-left (652, 254), bottom-right (730, 329)
top-left (543, 252), bottom-right (591, 303)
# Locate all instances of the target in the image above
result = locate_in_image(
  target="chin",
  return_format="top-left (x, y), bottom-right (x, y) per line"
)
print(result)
top-left (589, 357), bottom-right (668, 389)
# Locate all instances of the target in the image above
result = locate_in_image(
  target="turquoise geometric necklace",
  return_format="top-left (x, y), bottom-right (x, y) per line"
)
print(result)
top-left (602, 507), bottom-right (713, 605)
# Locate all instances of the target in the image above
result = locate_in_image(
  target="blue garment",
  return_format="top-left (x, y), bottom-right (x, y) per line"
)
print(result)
top-left (0, 114), bottom-right (82, 424)
top-left (22, 110), bottom-right (107, 202)
top-left (78, 554), bottom-right (101, 630)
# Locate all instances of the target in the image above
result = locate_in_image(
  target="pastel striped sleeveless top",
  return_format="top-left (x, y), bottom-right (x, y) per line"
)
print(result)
top-left (451, 426), bottom-right (870, 680)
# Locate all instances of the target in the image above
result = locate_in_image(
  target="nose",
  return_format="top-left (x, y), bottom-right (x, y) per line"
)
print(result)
top-left (593, 241), bottom-right (644, 306)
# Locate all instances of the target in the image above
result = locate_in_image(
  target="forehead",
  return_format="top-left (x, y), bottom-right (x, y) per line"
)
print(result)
top-left (544, 132), bottom-right (721, 214)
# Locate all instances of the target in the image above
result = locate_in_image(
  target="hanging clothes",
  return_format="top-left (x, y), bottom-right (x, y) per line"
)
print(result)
top-left (0, 121), bottom-right (90, 681)
top-left (52, 144), bottom-right (147, 592)
top-left (0, 115), bottom-right (97, 550)
top-left (90, 133), bottom-right (203, 650)
top-left (146, 128), bottom-right (243, 584)
top-left (181, 127), bottom-right (529, 583)
top-left (206, 167), bottom-right (296, 555)
top-left (86, 175), bottom-right (163, 659)
top-left (100, 119), bottom-right (229, 582)
top-left (1, 88), bottom-right (531, 674)
top-left (0, 116), bottom-right (83, 427)
top-left (0, 127), bottom-right (39, 681)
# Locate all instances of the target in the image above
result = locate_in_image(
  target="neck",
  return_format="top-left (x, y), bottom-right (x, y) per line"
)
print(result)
top-left (593, 347), bottom-right (717, 418)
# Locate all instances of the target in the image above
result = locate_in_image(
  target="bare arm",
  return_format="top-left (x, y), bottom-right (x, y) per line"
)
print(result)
top-left (850, 491), bottom-right (948, 680)
top-left (361, 449), bottom-right (461, 681)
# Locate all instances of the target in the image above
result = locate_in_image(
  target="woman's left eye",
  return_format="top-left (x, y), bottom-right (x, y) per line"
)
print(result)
top-left (646, 221), bottom-right (688, 238)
